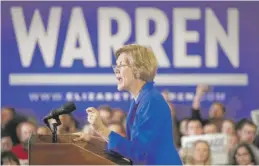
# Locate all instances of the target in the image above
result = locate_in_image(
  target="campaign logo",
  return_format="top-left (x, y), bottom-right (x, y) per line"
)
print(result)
top-left (3, 2), bottom-right (254, 107)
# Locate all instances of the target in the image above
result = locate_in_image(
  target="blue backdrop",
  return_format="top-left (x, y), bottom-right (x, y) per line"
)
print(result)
top-left (1, 1), bottom-right (259, 125)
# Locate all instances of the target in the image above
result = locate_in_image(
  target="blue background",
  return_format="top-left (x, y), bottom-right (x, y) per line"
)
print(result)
top-left (1, 1), bottom-right (259, 125)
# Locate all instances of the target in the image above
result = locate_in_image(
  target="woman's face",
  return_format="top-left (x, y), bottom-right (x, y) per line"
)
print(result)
top-left (180, 120), bottom-right (188, 135)
top-left (114, 53), bottom-right (136, 91)
top-left (235, 146), bottom-right (253, 165)
top-left (193, 142), bottom-right (210, 163)
top-left (222, 120), bottom-right (235, 135)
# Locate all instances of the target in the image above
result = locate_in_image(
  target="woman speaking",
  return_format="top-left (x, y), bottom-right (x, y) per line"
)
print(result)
top-left (75, 44), bottom-right (182, 165)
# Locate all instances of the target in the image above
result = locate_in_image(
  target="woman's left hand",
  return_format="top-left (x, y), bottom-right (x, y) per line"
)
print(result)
top-left (72, 132), bottom-right (92, 142)
top-left (86, 107), bottom-right (111, 141)
top-left (86, 107), bottom-right (104, 130)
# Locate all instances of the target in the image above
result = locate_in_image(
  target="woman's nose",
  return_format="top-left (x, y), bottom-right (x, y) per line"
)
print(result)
top-left (115, 69), bottom-right (120, 74)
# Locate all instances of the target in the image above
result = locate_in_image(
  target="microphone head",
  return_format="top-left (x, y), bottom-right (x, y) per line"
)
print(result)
top-left (42, 102), bottom-right (76, 125)
top-left (52, 102), bottom-right (76, 116)
top-left (60, 101), bottom-right (76, 114)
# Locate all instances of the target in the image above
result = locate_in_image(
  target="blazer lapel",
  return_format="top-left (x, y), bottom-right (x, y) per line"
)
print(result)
top-left (126, 99), bottom-right (136, 139)
top-left (125, 81), bottom-right (154, 140)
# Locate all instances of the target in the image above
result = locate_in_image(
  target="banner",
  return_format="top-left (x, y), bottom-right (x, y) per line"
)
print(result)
top-left (1, 1), bottom-right (259, 124)
top-left (181, 134), bottom-right (229, 164)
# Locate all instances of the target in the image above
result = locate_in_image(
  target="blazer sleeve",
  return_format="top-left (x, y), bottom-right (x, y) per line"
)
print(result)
top-left (107, 99), bottom-right (164, 163)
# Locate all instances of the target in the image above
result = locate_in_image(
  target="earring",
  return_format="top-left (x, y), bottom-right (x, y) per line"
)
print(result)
top-left (136, 72), bottom-right (140, 79)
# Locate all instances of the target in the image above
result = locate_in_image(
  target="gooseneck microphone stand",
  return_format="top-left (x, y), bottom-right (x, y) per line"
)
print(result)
top-left (44, 116), bottom-right (62, 143)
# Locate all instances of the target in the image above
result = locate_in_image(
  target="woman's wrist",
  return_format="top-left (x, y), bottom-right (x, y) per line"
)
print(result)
top-left (96, 124), bottom-right (111, 142)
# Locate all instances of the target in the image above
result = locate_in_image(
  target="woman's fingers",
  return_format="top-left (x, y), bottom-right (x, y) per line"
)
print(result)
top-left (72, 132), bottom-right (83, 141)
top-left (72, 132), bottom-right (82, 136)
top-left (72, 132), bottom-right (91, 142)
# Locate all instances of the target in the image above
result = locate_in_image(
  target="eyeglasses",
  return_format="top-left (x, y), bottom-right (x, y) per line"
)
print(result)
top-left (242, 129), bottom-right (256, 136)
top-left (112, 64), bottom-right (130, 71)
top-left (235, 152), bottom-right (250, 157)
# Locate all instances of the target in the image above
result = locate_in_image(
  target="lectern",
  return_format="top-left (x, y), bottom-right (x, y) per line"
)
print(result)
top-left (28, 134), bottom-right (131, 165)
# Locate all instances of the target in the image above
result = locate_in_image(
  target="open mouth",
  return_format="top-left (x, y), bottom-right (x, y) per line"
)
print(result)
top-left (116, 77), bottom-right (122, 83)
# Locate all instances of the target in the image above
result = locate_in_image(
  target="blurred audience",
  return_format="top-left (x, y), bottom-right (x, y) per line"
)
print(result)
top-left (192, 85), bottom-right (225, 130)
top-left (187, 119), bottom-right (203, 136)
top-left (230, 143), bottom-right (259, 165)
top-left (203, 121), bottom-right (218, 134)
top-left (221, 119), bottom-right (236, 135)
top-left (111, 108), bottom-right (126, 124)
top-left (1, 84), bottom-right (259, 165)
top-left (98, 105), bottom-right (113, 126)
top-left (254, 134), bottom-right (259, 148)
top-left (227, 134), bottom-right (239, 153)
top-left (179, 118), bottom-right (189, 136)
top-left (237, 119), bottom-right (257, 145)
top-left (1, 151), bottom-right (20, 165)
top-left (57, 114), bottom-right (79, 134)
top-left (1, 131), bottom-right (13, 152)
top-left (184, 140), bottom-right (211, 165)
top-left (4, 114), bottom-right (27, 145)
top-left (1, 107), bottom-right (17, 129)
top-left (12, 121), bottom-right (37, 163)
top-left (37, 126), bottom-right (52, 135)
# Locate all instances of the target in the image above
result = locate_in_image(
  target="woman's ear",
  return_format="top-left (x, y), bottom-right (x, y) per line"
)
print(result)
top-left (136, 72), bottom-right (140, 79)
top-left (132, 67), bottom-right (140, 79)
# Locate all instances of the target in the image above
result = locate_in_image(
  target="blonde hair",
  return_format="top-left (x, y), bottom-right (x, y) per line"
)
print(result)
top-left (115, 44), bottom-right (158, 82)
top-left (185, 140), bottom-right (212, 165)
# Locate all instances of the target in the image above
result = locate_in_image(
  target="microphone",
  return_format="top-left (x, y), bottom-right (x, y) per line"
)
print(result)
top-left (43, 102), bottom-right (76, 124)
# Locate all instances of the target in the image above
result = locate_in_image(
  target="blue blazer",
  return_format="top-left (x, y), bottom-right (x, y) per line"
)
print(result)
top-left (107, 82), bottom-right (183, 165)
